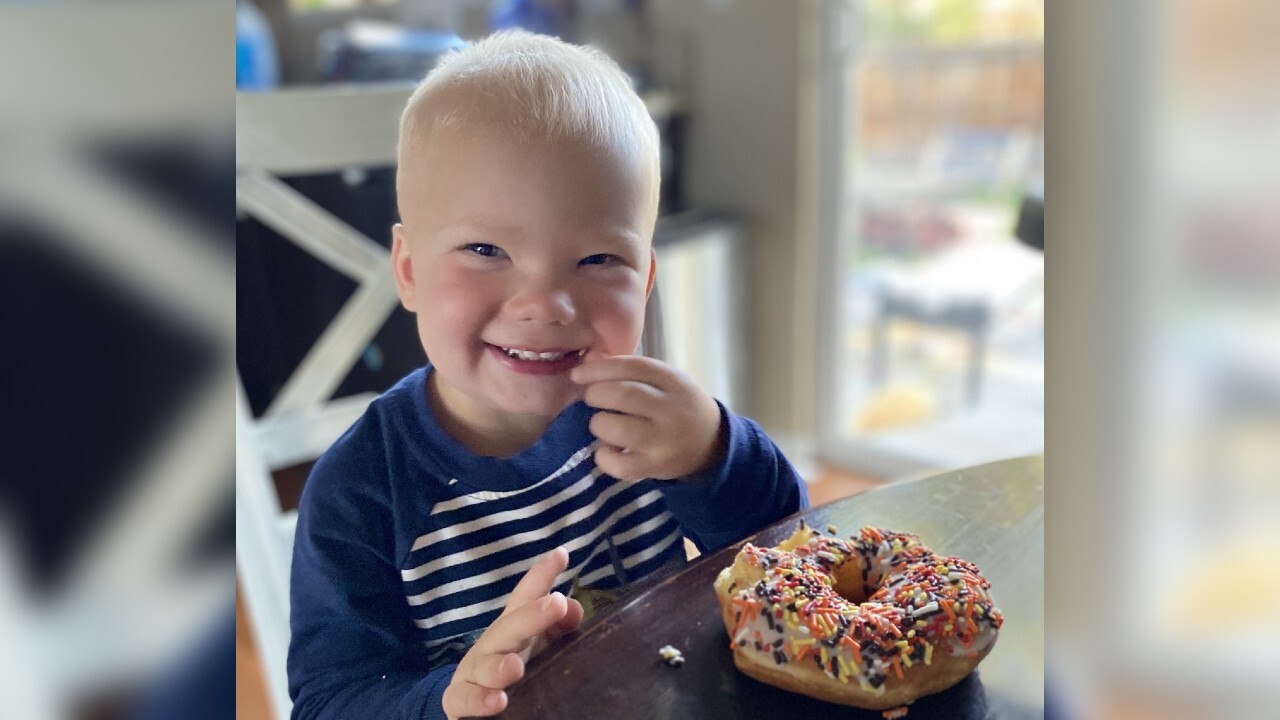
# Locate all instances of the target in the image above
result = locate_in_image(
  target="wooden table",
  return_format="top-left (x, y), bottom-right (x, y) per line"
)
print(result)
top-left (501, 457), bottom-right (1044, 719)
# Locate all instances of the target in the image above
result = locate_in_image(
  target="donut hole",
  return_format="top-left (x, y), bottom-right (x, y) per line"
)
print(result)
top-left (830, 566), bottom-right (874, 606)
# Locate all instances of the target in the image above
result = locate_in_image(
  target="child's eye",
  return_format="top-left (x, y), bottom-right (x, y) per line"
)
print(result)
top-left (579, 254), bottom-right (621, 267)
top-left (463, 243), bottom-right (506, 259)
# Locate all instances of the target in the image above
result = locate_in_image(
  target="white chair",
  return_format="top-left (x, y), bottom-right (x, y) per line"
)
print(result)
top-left (236, 84), bottom-right (410, 720)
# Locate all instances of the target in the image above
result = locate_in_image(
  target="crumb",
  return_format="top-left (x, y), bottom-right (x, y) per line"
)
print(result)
top-left (882, 706), bottom-right (910, 719)
top-left (825, 524), bottom-right (838, 534)
top-left (658, 644), bottom-right (685, 667)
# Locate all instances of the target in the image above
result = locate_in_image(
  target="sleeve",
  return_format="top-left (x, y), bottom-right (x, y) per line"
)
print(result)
top-left (286, 428), bottom-right (452, 720)
top-left (657, 401), bottom-right (809, 553)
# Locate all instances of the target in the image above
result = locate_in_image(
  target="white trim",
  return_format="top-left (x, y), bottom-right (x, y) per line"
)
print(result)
top-left (426, 443), bottom-right (599, 516)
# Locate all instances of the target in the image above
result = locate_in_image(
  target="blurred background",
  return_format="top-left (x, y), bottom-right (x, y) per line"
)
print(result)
top-left (0, 0), bottom-right (1275, 717)
top-left (233, 0), bottom-right (1045, 716)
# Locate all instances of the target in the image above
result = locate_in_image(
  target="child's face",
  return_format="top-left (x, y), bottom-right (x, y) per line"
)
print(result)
top-left (392, 127), bottom-right (657, 426)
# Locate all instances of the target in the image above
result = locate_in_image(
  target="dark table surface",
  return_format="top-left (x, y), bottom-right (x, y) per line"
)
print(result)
top-left (500, 456), bottom-right (1044, 719)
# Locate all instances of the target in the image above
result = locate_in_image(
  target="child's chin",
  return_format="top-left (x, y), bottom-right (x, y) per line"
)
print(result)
top-left (500, 389), bottom-right (582, 419)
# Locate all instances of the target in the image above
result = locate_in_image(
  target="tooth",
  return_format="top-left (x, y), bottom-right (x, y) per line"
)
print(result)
top-left (503, 347), bottom-right (575, 361)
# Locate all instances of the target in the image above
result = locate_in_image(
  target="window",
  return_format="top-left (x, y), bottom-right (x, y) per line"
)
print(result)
top-left (821, 0), bottom-right (1045, 476)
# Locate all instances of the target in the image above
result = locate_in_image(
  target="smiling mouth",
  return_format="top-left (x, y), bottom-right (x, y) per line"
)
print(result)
top-left (496, 346), bottom-right (588, 362)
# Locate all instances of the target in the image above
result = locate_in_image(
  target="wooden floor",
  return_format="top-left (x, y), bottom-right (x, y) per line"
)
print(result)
top-left (237, 589), bottom-right (272, 720)
top-left (235, 466), bottom-right (884, 719)
top-left (803, 466), bottom-right (885, 507)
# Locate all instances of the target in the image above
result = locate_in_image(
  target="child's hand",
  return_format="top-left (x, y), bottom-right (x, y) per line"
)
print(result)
top-left (570, 355), bottom-right (726, 482)
top-left (441, 547), bottom-right (583, 719)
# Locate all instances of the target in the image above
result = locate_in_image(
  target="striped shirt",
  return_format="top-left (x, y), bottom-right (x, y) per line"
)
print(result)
top-left (287, 366), bottom-right (806, 720)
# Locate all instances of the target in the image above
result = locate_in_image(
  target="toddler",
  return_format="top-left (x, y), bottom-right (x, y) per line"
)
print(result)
top-left (287, 30), bottom-right (807, 720)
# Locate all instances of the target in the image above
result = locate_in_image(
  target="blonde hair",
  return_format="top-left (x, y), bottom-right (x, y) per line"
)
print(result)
top-left (396, 30), bottom-right (661, 212)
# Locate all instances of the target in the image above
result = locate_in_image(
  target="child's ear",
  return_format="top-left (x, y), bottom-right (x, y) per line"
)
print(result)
top-left (390, 224), bottom-right (418, 311)
top-left (645, 247), bottom-right (657, 298)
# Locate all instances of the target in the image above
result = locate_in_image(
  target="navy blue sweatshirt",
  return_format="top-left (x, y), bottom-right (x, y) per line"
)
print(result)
top-left (287, 365), bottom-right (807, 719)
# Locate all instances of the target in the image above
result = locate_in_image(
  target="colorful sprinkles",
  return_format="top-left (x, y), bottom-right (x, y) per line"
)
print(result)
top-left (725, 526), bottom-right (1002, 694)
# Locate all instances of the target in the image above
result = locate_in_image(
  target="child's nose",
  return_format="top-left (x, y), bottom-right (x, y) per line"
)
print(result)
top-left (505, 283), bottom-right (577, 325)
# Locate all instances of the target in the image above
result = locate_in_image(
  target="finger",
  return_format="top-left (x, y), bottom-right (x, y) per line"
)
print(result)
top-left (570, 354), bottom-right (674, 389)
top-left (476, 591), bottom-right (571, 657)
top-left (595, 444), bottom-right (653, 482)
top-left (581, 346), bottom-right (612, 364)
top-left (442, 681), bottom-right (507, 718)
top-left (588, 411), bottom-right (652, 449)
top-left (505, 547), bottom-right (570, 610)
top-left (582, 379), bottom-right (665, 417)
top-left (545, 596), bottom-right (584, 642)
top-left (469, 651), bottom-right (525, 690)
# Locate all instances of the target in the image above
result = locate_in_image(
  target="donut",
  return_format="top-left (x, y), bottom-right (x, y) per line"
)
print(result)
top-left (713, 523), bottom-right (1002, 710)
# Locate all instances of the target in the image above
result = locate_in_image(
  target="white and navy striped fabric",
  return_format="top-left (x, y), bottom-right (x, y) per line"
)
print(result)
top-left (407, 456), bottom-right (687, 666)
top-left (287, 366), bottom-right (807, 720)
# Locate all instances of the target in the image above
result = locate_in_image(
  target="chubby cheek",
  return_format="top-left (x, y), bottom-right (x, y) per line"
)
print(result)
top-left (414, 265), bottom-right (493, 363)
top-left (588, 283), bottom-right (649, 356)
